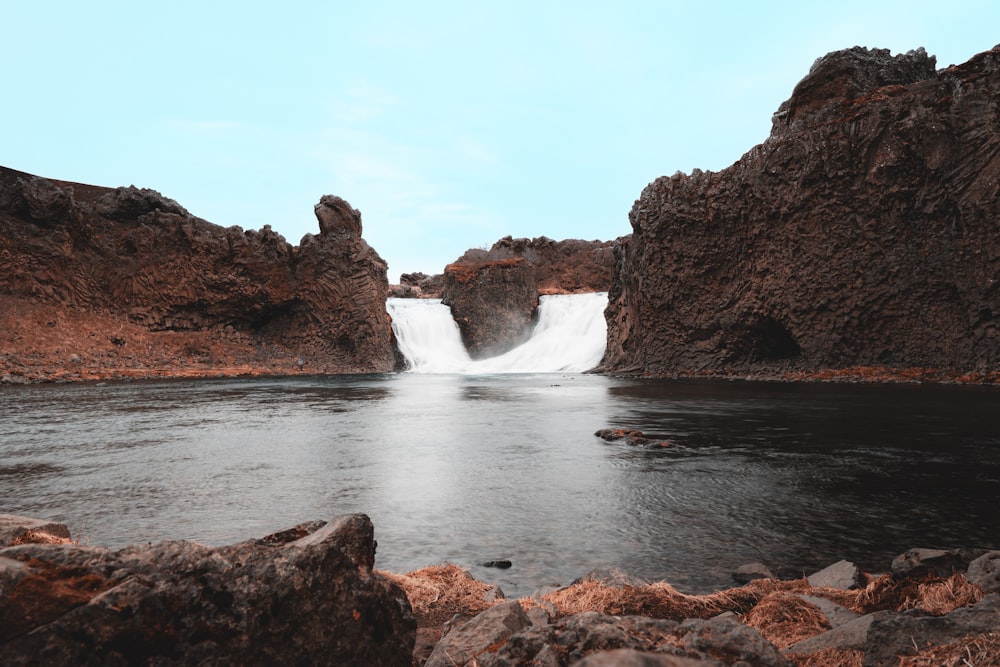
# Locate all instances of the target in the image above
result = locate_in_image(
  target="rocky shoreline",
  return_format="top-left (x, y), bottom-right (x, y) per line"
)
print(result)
top-left (3, 514), bottom-right (998, 666)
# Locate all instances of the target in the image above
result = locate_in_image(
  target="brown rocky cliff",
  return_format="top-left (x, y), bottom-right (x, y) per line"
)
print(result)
top-left (440, 258), bottom-right (539, 358)
top-left (602, 45), bottom-right (1000, 378)
top-left (454, 236), bottom-right (613, 294)
top-left (0, 167), bottom-right (395, 380)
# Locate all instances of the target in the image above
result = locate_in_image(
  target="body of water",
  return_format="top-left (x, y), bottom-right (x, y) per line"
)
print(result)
top-left (3, 372), bottom-right (998, 595)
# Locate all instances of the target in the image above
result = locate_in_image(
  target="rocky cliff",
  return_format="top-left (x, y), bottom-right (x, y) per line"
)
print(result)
top-left (440, 258), bottom-right (539, 358)
top-left (453, 236), bottom-right (613, 294)
top-left (0, 167), bottom-right (396, 381)
top-left (602, 45), bottom-right (1000, 379)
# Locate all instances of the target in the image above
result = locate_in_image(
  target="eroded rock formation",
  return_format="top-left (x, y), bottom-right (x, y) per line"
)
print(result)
top-left (0, 167), bottom-right (395, 380)
top-left (441, 258), bottom-right (539, 358)
top-left (602, 45), bottom-right (1000, 378)
top-left (0, 514), bottom-right (415, 665)
top-left (453, 236), bottom-right (613, 295)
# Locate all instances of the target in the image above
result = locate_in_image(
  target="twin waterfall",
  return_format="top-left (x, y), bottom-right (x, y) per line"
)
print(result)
top-left (386, 293), bottom-right (608, 373)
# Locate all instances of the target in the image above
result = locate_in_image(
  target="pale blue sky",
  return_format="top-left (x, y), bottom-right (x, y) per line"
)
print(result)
top-left (4, 2), bottom-right (998, 281)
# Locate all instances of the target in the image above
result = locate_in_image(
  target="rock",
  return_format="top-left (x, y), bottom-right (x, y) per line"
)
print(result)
top-left (0, 166), bottom-right (396, 378)
top-left (490, 612), bottom-right (680, 667)
top-left (572, 567), bottom-right (651, 588)
top-left (0, 514), bottom-right (71, 546)
top-left (0, 514), bottom-right (415, 666)
top-left (601, 45), bottom-right (1000, 379)
top-left (425, 600), bottom-right (531, 667)
top-left (483, 584), bottom-right (507, 603)
top-left (861, 594), bottom-right (1000, 666)
top-left (784, 612), bottom-right (882, 654)
top-left (453, 235), bottom-right (614, 294)
top-left (732, 563), bottom-right (775, 584)
top-left (807, 559), bottom-right (862, 589)
top-left (594, 428), bottom-right (670, 448)
top-left (441, 258), bottom-right (539, 358)
top-left (890, 548), bottom-right (974, 579)
top-left (966, 550), bottom-right (1000, 593)
top-left (676, 615), bottom-right (792, 666)
top-left (570, 649), bottom-right (709, 666)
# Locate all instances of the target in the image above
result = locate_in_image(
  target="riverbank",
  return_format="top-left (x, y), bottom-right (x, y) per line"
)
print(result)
top-left (3, 514), bottom-right (998, 666)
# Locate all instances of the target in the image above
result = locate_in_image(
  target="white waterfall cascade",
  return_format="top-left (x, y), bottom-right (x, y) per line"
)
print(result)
top-left (386, 292), bottom-right (609, 373)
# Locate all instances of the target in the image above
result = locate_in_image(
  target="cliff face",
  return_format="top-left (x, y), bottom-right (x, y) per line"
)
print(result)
top-left (602, 46), bottom-right (1000, 378)
top-left (0, 167), bottom-right (395, 380)
top-left (440, 258), bottom-right (539, 358)
top-left (454, 236), bottom-right (613, 294)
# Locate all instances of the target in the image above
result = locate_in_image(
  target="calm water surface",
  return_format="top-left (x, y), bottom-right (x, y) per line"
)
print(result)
top-left (2, 374), bottom-right (998, 595)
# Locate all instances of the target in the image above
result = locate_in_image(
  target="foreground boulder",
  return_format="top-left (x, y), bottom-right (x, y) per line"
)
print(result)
top-left (0, 168), bottom-right (395, 381)
top-left (602, 45), bottom-right (1000, 379)
top-left (0, 514), bottom-right (415, 665)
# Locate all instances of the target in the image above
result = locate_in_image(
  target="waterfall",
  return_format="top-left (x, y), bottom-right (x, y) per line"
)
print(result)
top-left (386, 292), bottom-right (608, 373)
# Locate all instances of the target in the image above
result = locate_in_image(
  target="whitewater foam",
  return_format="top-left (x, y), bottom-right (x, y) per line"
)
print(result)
top-left (386, 292), bottom-right (608, 373)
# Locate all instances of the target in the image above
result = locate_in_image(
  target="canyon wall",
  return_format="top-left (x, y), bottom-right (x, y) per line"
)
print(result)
top-left (0, 167), bottom-right (395, 380)
top-left (602, 45), bottom-right (1000, 379)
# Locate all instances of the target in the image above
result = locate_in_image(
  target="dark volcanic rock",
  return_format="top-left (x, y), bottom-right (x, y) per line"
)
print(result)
top-left (602, 45), bottom-right (1000, 378)
top-left (441, 258), bottom-right (539, 358)
top-left (0, 514), bottom-right (415, 666)
top-left (0, 166), bottom-right (395, 375)
top-left (455, 235), bottom-right (614, 294)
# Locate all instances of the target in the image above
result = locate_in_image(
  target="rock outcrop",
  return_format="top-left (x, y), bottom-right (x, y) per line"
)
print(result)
top-left (441, 258), bottom-right (539, 358)
top-left (0, 167), bottom-right (396, 380)
top-left (0, 514), bottom-right (415, 665)
top-left (602, 45), bottom-right (1000, 379)
top-left (453, 236), bottom-right (614, 295)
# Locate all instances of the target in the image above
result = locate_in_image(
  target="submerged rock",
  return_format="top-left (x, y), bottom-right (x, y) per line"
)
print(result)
top-left (0, 514), bottom-right (415, 666)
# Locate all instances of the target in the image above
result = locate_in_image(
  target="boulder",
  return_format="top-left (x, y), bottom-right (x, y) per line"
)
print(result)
top-left (890, 548), bottom-right (974, 579)
top-left (570, 649), bottom-right (709, 666)
top-left (784, 612), bottom-right (882, 654)
top-left (676, 615), bottom-right (792, 666)
top-left (425, 600), bottom-right (531, 667)
top-left (807, 559), bottom-right (862, 589)
top-left (489, 611), bottom-right (680, 666)
top-left (0, 514), bottom-right (415, 666)
top-left (966, 550), bottom-right (1000, 593)
top-left (0, 514), bottom-right (72, 546)
top-left (861, 594), bottom-right (1000, 666)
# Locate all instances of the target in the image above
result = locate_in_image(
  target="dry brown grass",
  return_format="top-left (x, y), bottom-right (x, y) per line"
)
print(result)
top-left (899, 631), bottom-right (1000, 667)
top-left (378, 564), bottom-right (496, 628)
top-left (787, 647), bottom-right (864, 667)
top-left (743, 592), bottom-right (831, 649)
top-left (537, 577), bottom-right (810, 621)
top-left (897, 574), bottom-right (983, 616)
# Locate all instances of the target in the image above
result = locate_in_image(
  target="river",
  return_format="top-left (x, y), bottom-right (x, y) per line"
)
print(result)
top-left (2, 295), bottom-right (999, 595)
